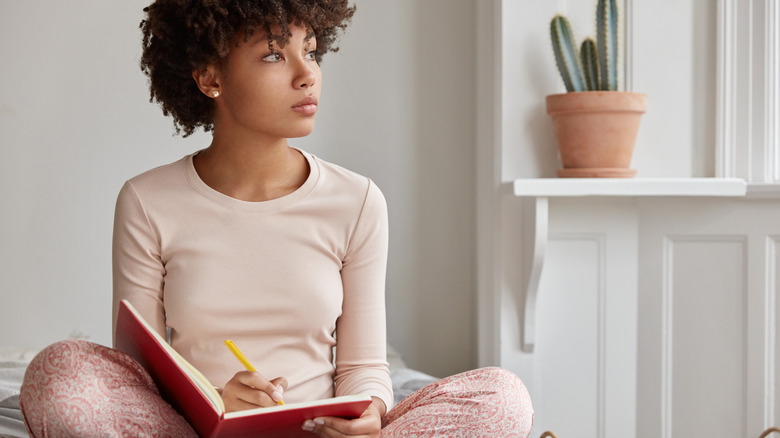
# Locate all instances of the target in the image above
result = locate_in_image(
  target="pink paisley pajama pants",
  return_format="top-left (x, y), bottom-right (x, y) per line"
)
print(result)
top-left (20, 340), bottom-right (534, 437)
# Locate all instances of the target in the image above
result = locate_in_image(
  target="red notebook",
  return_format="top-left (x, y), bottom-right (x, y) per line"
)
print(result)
top-left (115, 300), bottom-right (372, 438)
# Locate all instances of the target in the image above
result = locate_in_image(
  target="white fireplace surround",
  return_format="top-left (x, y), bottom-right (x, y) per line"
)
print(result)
top-left (476, 1), bottom-right (780, 437)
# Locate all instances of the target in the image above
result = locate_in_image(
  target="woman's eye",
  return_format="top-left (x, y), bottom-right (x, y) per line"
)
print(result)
top-left (263, 53), bottom-right (282, 62)
top-left (305, 50), bottom-right (317, 61)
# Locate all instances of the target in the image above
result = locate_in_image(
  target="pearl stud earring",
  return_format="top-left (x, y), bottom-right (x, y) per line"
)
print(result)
top-left (212, 90), bottom-right (220, 98)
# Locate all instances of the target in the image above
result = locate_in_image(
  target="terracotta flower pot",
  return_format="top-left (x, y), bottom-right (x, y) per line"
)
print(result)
top-left (546, 91), bottom-right (647, 178)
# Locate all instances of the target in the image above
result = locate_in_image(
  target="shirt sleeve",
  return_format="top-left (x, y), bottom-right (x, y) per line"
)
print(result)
top-left (333, 179), bottom-right (394, 410)
top-left (111, 180), bottom-right (166, 346)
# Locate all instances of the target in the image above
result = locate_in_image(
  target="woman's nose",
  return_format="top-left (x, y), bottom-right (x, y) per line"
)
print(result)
top-left (294, 62), bottom-right (316, 89)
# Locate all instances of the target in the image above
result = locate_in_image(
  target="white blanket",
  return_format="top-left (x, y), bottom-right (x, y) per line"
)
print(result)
top-left (0, 360), bottom-right (28, 438)
top-left (390, 368), bottom-right (438, 406)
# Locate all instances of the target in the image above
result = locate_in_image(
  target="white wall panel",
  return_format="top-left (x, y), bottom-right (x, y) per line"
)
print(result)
top-left (664, 237), bottom-right (747, 438)
top-left (769, 237), bottom-right (780, 429)
top-left (533, 236), bottom-right (603, 437)
top-left (502, 198), bottom-right (638, 438)
top-left (639, 198), bottom-right (780, 437)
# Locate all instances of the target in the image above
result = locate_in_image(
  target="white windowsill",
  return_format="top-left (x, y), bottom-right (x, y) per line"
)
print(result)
top-left (512, 178), bottom-right (750, 197)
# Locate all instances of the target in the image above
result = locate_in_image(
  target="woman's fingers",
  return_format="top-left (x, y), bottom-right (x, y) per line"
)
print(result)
top-left (235, 371), bottom-right (277, 403)
top-left (223, 371), bottom-right (287, 411)
top-left (301, 397), bottom-right (383, 437)
top-left (229, 397), bottom-right (269, 412)
top-left (269, 376), bottom-right (289, 401)
top-left (302, 415), bottom-right (380, 437)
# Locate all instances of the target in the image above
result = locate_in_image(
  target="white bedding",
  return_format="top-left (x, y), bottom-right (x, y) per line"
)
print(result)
top-left (0, 344), bottom-right (437, 438)
top-left (0, 360), bottom-right (28, 438)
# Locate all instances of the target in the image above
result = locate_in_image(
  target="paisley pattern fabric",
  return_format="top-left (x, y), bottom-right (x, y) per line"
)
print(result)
top-left (19, 340), bottom-right (196, 437)
top-left (382, 367), bottom-right (534, 437)
top-left (20, 341), bottom-right (533, 437)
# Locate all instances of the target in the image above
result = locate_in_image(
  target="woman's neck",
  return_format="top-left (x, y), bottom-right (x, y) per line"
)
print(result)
top-left (193, 133), bottom-right (309, 202)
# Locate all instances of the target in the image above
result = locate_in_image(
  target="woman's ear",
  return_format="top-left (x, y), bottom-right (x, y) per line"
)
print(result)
top-left (192, 65), bottom-right (221, 98)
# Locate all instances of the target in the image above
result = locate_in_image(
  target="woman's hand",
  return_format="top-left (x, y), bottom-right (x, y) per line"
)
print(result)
top-left (302, 397), bottom-right (386, 437)
top-left (220, 371), bottom-right (288, 412)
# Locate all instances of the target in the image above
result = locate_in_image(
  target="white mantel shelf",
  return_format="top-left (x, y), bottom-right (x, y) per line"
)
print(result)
top-left (513, 178), bottom-right (749, 198)
top-left (509, 177), bottom-right (780, 353)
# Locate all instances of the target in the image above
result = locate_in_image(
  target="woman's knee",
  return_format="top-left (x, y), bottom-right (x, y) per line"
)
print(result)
top-left (485, 367), bottom-right (534, 436)
top-left (19, 339), bottom-right (166, 437)
top-left (482, 367), bottom-right (531, 398)
top-left (22, 339), bottom-right (101, 396)
top-left (22, 338), bottom-right (154, 397)
top-left (20, 339), bottom-right (97, 436)
top-left (458, 367), bottom-right (533, 436)
top-left (382, 367), bottom-right (534, 437)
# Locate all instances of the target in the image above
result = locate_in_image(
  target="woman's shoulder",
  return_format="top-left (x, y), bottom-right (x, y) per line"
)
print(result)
top-left (116, 154), bottom-right (194, 210)
top-left (125, 154), bottom-right (192, 198)
top-left (125, 154), bottom-right (191, 189)
top-left (307, 152), bottom-right (383, 198)
top-left (304, 153), bottom-right (387, 225)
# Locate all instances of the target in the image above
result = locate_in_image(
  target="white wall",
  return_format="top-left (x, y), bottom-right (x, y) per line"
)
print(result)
top-left (0, 1), bottom-right (200, 352)
top-left (0, 0), bottom-right (477, 377)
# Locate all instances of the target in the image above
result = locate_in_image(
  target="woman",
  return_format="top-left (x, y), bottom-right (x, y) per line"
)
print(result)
top-left (20, 1), bottom-right (534, 436)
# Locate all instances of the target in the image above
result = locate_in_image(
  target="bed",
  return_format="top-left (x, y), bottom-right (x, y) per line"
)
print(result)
top-left (0, 349), bottom-right (37, 438)
top-left (0, 343), bottom-right (437, 438)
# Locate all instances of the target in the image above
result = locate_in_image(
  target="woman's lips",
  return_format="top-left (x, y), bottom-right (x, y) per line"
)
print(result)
top-left (292, 96), bottom-right (318, 115)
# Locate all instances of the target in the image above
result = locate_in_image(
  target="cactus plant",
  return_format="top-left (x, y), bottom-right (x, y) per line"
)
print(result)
top-left (550, 15), bottom-right (585, 92)
top-left (580, 38), bottom-right (599, 91)
top-left (551, 0), bottom-right (619, 92)
top-left (597, 0), bottom-right (619, 90)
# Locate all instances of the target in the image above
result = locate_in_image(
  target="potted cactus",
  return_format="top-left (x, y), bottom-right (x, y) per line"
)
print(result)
top-left (548, 0), bottom-right (647, 177)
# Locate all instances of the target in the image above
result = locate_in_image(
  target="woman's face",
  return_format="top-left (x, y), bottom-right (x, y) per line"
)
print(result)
top-left (212, 23), bottom-right (322, 140)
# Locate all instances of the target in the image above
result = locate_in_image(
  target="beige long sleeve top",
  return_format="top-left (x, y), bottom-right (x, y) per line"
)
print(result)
top-left (111, 148), bottom-right (392, 409)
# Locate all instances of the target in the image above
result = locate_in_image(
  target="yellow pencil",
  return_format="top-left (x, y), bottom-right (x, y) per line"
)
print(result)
top-left (224, 339), bottom-right (284, 405)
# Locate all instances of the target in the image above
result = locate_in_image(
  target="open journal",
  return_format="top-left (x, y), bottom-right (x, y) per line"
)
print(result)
top-left (115, 299), bottom-right (372, 438)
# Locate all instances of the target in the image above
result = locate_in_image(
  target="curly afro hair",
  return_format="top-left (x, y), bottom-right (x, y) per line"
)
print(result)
top-left (140, 0), bottom-right (356, 137)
